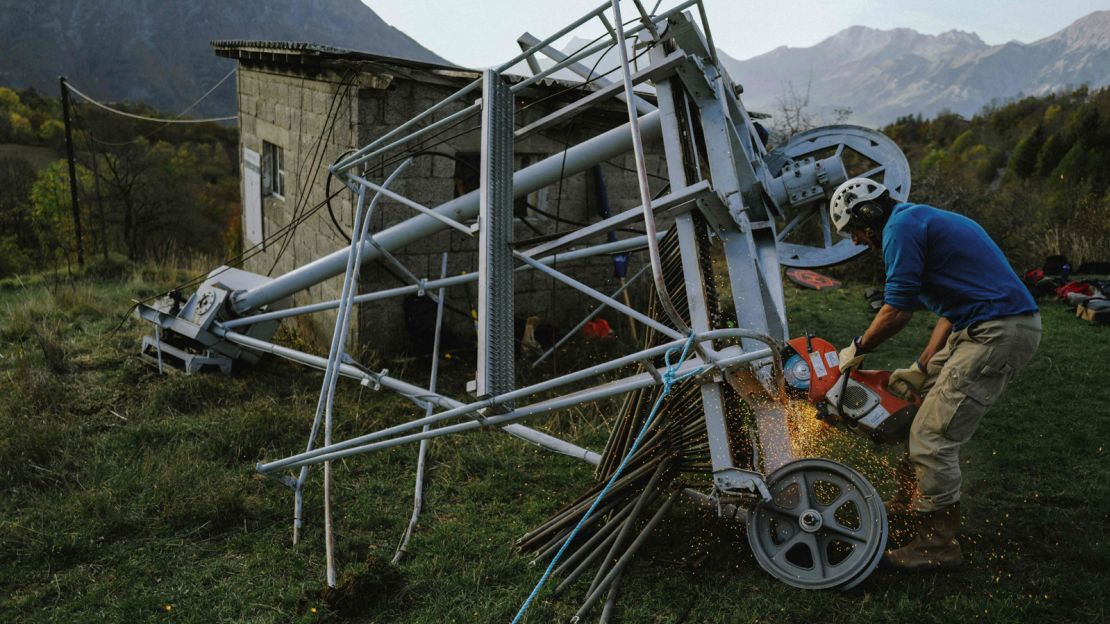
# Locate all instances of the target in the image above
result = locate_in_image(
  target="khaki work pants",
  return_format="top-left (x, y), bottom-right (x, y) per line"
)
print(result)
top-left (909, 313), bottom-right (1042, 512)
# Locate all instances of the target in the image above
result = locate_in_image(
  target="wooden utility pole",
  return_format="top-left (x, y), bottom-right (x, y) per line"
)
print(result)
top-left (59, 76), bottom-right (85, 267)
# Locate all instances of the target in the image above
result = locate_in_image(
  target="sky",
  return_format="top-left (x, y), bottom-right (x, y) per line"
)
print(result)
top-left (364, 0), bottom-right (1107, 68)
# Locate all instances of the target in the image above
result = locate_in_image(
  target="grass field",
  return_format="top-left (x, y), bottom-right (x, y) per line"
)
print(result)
top-left (1, 263), bottom-right (1108, 623)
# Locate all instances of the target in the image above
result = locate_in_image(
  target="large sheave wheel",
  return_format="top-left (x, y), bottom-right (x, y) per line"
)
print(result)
top-left (746, 458), bottom-right (888, 589)
top-left (767, 125), bottom-right (911, 268)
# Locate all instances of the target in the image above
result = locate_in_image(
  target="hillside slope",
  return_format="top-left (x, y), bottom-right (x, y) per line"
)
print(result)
top-left (0, 0), bottom-right (450, 116)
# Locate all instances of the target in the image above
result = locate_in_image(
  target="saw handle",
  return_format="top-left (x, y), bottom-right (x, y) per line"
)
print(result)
top-left (833, 359), bottom-right (859, 417)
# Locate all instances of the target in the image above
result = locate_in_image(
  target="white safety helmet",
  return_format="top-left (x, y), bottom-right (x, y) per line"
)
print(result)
top-left (829, 177), bottom-right (888, 237)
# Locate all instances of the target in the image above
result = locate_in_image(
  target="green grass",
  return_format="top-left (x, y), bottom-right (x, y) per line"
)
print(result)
top-left (1, 269), bottom-right (1108, 623)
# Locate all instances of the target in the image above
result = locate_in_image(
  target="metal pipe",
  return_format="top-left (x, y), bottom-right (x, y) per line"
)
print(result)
top-left (531, 264), bottom-right (650, 368)
top-left (392, 253), bottom-right (449, 564)
top-left (516, 33), bottom-right (656, 116)
top-left (509, 34), bottom-right (621, 94)
top-left (325, 183), bottom-right (370, 584)
top-left (552, 491), bottom-right (656, 596)
top-left (221, 233), bottom-right (664, 329)
top-left (291, 180), bottom-right (371, 546)
top-left (334, 87), bottom-right (480, 172)
top-left (609, 0), bottom-right (690, 336)
top-left (234, 111), bottom-right (664, 314)
top-left (507, 0), bottom-right (698, 95)
top-left (263, 358), bottom-right (709, 471)
top-left (253, 330), bottom-right (769, 474)
top-left (347, 173), bottom-right (473, 235)
top-left (246, 329), bottom-right (775, 473)
top-left (258, 339), bottom-right (768, 470)
top-left (548, 501), bottom-right (636, 580)
top-left (495, 1), bottom-right (613, 73)
top-left (587, 459), bottom-right (670, 596)
top-left (600, 574), bottom-right (620, 624)
top-left (211, 326), bottom-right (602, 466)
top-left (514, 251), bottom-right (683, 341)
top-left (572, 491), bottom-right (678, 621)
top-left (334, 1), bottom-right (615, 173)
top-left (336, 102), bottom-right (481, 174)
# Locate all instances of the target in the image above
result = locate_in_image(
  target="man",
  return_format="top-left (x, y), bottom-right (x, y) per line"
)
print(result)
top-left (829, 178), bottom-right (1041, 571)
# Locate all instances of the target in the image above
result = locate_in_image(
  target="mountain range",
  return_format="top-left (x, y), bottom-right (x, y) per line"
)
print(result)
top-left (719, 10), bottom-right (1110, 125)
top-left (0, 3), bottom-right (1106, 126)
top-left (0, 0), bottom-right (448, 117)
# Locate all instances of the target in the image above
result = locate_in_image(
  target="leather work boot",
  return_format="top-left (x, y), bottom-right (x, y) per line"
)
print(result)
top-left (883, 503), bottom-right (964, 571)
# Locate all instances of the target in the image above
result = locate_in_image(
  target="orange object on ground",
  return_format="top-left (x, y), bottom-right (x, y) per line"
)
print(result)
top-left (582, 318), bottom-right (614, 339)
top-left (785, 268), bottom-right (842, 290)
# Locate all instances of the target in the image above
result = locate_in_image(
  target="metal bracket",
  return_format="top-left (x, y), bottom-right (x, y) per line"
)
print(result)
top-left (360, 369), bottom-right (388, 391)
top-left (713, 467), bottom-right (772, 502)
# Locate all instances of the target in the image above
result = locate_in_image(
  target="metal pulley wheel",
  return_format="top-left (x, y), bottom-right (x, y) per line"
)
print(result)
top-left (746, 458), bottom-right (887, 589)
top-left (765, 125), bottom-right (911, 268)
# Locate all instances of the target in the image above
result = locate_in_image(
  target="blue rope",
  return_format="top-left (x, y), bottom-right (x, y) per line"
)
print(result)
top-left (511, 333), bottom-right (704, 623)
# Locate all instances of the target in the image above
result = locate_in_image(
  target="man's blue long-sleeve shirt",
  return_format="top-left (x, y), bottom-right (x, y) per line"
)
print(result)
top-left (882, 203), bottom-right (1037, 330)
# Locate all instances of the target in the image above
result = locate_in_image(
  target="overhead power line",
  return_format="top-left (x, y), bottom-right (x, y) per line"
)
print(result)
top-left (64, 70), bottom-right (238, 124)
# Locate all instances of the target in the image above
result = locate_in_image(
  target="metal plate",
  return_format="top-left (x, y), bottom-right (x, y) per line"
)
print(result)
top-left (476, 70), bottom-right (515, 400)
top-left (769, 126), bottom-right (911, 268)
top-left (746, 458), bottom-right (887, 590)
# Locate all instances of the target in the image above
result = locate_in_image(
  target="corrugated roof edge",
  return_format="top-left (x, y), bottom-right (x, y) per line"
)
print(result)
top-left (211, 39), bottom-right (463, 71)
top-left (210, 39), bottom-right (597, 91)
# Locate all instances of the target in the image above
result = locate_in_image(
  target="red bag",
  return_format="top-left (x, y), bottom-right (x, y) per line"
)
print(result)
top-left (1056, 281), bottom-right (1094, 300)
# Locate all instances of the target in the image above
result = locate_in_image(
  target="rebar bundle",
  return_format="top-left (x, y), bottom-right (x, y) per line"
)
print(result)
top-left (518, 220), bottom-right (754, 620)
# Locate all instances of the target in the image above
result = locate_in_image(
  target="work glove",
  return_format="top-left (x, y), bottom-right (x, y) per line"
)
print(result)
top-left (837, 337), bottom-right (866, 372)
top-left (888, 360), bottom-right (928, 400)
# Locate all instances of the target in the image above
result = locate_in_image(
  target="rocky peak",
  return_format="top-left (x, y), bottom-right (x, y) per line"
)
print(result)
top-left (1038, 10), bottom-right (1110, 50)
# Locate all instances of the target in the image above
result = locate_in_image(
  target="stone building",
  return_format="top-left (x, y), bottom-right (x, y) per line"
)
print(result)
top-left (212, 40), bottom-right (667, 355)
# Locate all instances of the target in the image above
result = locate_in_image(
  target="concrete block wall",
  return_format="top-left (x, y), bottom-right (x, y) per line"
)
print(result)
top-left (353, 76), bottom-right (671, 355)
top-left (237, 62), bottom-right (672, 357)
top-left (237, 67), bottom-right (365, 346)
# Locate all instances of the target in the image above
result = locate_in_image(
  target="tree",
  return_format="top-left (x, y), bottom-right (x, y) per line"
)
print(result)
top-left (770, 75), bottom-right (853, 145)
top-left (0, 157), bottom-right (37, 276)
top-left (1008, 123), bottom-right (1045, 179)
top-left (773, 79), bottom-right (816, 141)
top-left (29, 160), bottom-right (93, 271)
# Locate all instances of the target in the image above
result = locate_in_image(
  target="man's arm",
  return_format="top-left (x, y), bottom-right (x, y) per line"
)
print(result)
top-left (917, 316), bottom-right (952, 366)
top-left (886, 315), bottom-right (952, 398)
top-left (857, 304), bottom-right (914, 352)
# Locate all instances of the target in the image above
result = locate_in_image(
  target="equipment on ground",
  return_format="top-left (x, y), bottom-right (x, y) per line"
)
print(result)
top-left (134, 1), bottom-right (913, 615)
top-left (782, 335), bottom-right (918, 444)
top-left (785, 268), bottom-right (842, 290)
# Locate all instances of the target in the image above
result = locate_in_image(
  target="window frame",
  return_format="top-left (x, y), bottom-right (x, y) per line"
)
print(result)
top-left (262, 141), bottom-right (285, 200)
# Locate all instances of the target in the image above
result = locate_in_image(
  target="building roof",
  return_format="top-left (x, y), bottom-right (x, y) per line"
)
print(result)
top-left (211, 39), bottom-right (608, 91)
top-left (211, 39), bottom-right (462, 72)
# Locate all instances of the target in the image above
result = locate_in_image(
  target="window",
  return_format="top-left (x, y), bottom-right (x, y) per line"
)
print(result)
top-left (262, 141), bottom-right (285, 199)
top-left (452, 152), bottom-right (547, 219)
